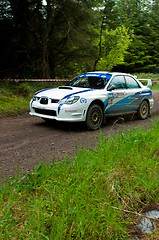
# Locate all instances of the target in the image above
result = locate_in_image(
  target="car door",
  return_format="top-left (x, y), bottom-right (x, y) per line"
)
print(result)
top-left (124, 75), bottom-right (142, 112)
top-left (105, 75), bottom-right (128, 115)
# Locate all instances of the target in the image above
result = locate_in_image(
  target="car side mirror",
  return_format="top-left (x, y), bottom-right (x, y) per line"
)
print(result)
top-left (107, 85), bottom-right (115, 91)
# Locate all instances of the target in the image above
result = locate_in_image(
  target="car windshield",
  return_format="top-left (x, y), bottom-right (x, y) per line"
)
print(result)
top-left (66, 74), bottom-right (112, 89)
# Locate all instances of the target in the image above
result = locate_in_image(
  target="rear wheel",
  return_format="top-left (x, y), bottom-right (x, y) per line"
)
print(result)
top-left (137, 100), bottom-right (149, 120)
top-left (86, 104), bottom-right (103, 130)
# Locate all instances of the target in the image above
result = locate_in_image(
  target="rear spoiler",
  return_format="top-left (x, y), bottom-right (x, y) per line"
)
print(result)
top-left (138, 79), bottom-right (152, 87)
top-left (134, 76), bottom-right (152, 87)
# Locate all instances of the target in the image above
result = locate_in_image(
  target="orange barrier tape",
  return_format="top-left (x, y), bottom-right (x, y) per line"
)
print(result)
top-left (0, 79), bottom-right (158, 83)
top-left (0, 79), bottom-right (70, 82)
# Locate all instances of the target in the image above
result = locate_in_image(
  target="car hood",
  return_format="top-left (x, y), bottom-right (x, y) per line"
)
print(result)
top-left (35, 86), bottom-right (95, 99)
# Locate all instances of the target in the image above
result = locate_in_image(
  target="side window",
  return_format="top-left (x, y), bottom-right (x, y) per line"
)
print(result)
top-left (125, 76), bottom-right (140, 88)
top-left (109, 76), bottom-right (126, 89)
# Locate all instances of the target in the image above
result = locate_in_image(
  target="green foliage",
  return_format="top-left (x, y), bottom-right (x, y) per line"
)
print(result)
top-left (96, 26), bottom-right (132, 71)
top-left (147, 0), bottom-right (159, 72)
top-left (0, 122), bottom-right (159, 239)
top-left (1, 1), bottom-right (159, 77)
top-left (115, 0), bottom-right (150, 29)
top-left (0, 0), bottom-right (103, 78)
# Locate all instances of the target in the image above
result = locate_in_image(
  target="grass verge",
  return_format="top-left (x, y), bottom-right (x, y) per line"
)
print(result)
top-left (0, 81), bottom-right (63, 116)
top-left (0, 122), bottom-right (159, 239)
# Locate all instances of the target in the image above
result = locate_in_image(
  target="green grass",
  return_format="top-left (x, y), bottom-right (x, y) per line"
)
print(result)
top-left (0, 95), bottom-right (29, 116)
top-left (0, 122), bottom-right (159, 239)
top-left (135, 72), bottom-right (159, 81)
top-left (0, 81), bottom-right (64, 116)
top-left (151, 85), bottom-right (159, 90)
top-left (0, 75), bottom-right (158, 238)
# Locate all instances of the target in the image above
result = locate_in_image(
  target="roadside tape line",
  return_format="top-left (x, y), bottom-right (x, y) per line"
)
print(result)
top-left (0, 79), bottom-right (70, 82)
top-left (0, 79), bottom-right (159, 83)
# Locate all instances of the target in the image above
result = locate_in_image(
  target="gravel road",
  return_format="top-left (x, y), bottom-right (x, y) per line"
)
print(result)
top-left (0, 91), bottom-right (159, 178)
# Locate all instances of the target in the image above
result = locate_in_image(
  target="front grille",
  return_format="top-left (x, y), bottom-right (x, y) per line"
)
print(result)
top-left (40, 97), bottom-right (48, 104)
top-left (34, 108), bottom-right (57, 116)
top-left (51, 99), bottom-right (59, 103)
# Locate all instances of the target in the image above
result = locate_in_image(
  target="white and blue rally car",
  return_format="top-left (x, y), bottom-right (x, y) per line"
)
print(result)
top-left (30, 72), bottom-right (154, 130)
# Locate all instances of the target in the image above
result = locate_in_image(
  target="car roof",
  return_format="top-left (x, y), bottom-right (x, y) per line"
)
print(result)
top-left (90, 71), bottom-right (133, 77)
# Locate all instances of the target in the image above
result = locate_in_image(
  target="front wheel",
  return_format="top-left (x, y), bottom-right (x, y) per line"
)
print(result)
top-left (86, 104), bottom-right (103, 130)
top-left (137, 100), bottom-right (149, 120)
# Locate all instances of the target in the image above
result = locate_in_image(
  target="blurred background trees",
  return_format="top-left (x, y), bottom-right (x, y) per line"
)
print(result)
top-left (0, 0), bottom-right (159, 78)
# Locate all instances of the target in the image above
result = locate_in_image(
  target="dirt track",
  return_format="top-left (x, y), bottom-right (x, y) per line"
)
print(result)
top-left (0, 91), bottom-right (159, 178)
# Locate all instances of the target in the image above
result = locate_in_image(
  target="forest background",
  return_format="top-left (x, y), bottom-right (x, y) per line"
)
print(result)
top-left (1, 0), bottom-right (159, 79)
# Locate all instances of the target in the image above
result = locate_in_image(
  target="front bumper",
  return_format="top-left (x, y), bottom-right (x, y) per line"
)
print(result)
top-left (30, 101), bottom-right (87, 122)
top-left (149, 98), bottom-right (154, 109)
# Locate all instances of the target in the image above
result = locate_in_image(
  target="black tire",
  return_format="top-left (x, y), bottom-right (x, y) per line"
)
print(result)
top-left (137, 100), bottom-right (149, 120)
top-left (86, 104), bottom-right (103, 130)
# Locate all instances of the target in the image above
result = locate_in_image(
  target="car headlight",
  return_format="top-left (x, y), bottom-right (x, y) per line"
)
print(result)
top-left (33, 96), bottom-right (36, 101)
top-left (60, 96), bottom-right (80, 105)
top-left (33, 96), bottom-right (40, 101)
